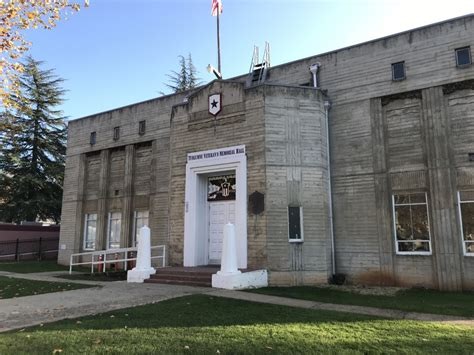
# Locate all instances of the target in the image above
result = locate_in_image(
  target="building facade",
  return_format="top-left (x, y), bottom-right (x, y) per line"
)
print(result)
top-left (59, 14), bottom-right (474, 291)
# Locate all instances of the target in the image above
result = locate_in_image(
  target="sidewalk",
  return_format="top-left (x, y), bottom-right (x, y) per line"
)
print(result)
top-left (1, 271), bottom-right (473, 332)
top-left (0, 272), bottom-right (207, 332)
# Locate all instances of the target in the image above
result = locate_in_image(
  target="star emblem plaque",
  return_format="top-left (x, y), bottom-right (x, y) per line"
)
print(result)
top-left (208, 93), bottom-right (222, 116)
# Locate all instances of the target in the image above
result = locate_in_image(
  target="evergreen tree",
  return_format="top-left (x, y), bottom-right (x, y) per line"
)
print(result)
top-left (0, 57), bottom-right (67, 223)
top-left (164, 53), bottom-right (201, 93)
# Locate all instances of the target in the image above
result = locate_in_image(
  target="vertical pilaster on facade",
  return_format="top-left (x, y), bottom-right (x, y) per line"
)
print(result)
top-left (149, 139), bottom-right (159, 245)
top-left (96, 149), bottom-right (110, 250)
top-left (421, 87), bottom-right (463, 291)
top-left (370, 98), bottom-right (395, 284)
top-left (57, 153), bottom-right (86, 264)
top-left (73, 154), bottom-right (87, 253)
top-left (121, 144), bottom-right (135, 247)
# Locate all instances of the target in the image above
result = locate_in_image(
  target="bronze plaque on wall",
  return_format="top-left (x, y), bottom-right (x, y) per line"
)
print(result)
top-left (208, 174), bottom-right (236, 201)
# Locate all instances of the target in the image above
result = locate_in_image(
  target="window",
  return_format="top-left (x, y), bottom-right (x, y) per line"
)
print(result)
top-left (113, 126), bottom-right (120, 141)
top-left (455, 46), bottom-right (471, 67)
top-left (83, 213), bottom-right (97, 250)
top-left (133, 210), bottom-right (149, 246)
top-left (138, 120), bottom-right (146, 135)
top-left (90, 132), bottom-right (96, 145)
top-left (392, 193), bottom-right (431, 254)
top-left (457, 191), bottom-right (474, 255)
top-left (107, 212), bottom-right (121, 249)
top-left (391, 61), bottom-right (405, 81)
top-left (288, 206), bottom-right (303, 242)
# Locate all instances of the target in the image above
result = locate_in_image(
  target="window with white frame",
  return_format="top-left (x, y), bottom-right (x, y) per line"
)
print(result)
top-left (107, 212), bottom-right (121, 249)
top-left (392, 193), bottom-right (431, 254)
top-left (133, 210), bottom-right (149, 246)
top-left (457, 191), bottom-right (474, 255)
top-left (288, 206), bottom-right (303, 242)
top-left (83, 213), bottom-right (97, 250)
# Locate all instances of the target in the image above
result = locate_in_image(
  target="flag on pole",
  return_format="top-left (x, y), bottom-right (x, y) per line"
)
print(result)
top-left (211, 0), bottom-right (223, 16)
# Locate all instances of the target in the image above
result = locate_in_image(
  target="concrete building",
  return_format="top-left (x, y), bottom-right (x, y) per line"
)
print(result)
top-left (59, 14), bottom-right (474, 291)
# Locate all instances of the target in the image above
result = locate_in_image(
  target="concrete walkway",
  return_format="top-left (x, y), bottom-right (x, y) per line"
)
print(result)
top-left (0, 271), bottom-right (473, 332)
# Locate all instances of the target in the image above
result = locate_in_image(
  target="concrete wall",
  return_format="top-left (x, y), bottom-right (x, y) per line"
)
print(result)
top-left (263, 85), bottom-right (330, 285)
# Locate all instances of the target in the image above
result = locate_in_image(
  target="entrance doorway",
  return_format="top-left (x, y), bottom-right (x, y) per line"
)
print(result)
top-left (183, 145), bottom-right (247, 269)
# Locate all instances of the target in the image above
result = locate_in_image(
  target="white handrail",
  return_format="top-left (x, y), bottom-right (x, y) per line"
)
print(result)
top-left (69, 245), bottom-right (166, 274)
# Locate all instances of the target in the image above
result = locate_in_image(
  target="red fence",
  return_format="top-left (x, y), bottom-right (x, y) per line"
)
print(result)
top-left (0, 237), bottom-right (59, 261)
top-left (0, 224), bottom-right (60, 261)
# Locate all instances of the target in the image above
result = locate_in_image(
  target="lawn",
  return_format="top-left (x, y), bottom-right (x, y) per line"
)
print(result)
top-left (246, 286), bottom-right (474, 317)
top-left (0, 295), bottom-right (472, 354)
top-left (0, 276), bottom-right (93, 299)
top-left (0, 260), bottom-right (69, 273)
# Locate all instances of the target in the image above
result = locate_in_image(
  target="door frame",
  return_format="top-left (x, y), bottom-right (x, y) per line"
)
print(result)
top-left (183, 146), bottom-right (247, 268)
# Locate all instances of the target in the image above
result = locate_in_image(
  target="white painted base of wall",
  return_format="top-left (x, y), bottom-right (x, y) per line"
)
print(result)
top-left (127, 267), bottom-right (156, 283)
top-left (212, 269), bottom-right (268, 290)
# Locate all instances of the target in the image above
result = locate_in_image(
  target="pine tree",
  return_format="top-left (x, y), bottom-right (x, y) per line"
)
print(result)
top-left (164, 53), bottom-right (201, 94)
top-left (0, 57), bottom-right (67, 223)
top-left (187, 53), bottom-right (199, 90)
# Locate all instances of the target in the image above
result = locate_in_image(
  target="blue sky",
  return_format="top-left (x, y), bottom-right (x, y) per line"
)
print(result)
top-left (24, 0), bottom-right (473, 120)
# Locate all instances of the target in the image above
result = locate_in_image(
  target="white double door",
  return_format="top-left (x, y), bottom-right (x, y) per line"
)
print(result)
top-left (208, 201), bottom-right (235, 264)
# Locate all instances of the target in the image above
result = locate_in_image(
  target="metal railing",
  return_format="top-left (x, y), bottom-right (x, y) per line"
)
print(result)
top-left (69, 245), bottom-right (166, 274)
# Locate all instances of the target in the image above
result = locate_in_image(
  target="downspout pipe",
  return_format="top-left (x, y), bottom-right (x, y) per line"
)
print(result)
top-left (309, 63), bottom-right (336, 278)
top-left (324, 100), bottom-right (336, 278)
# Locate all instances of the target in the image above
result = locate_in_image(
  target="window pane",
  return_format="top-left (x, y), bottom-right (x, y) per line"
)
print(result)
top-left (409, 193), bottom-right (426, 204)
top-left (398, 242), bottom-right (416, 252)
top-left (394, 194), bottom-right (409, 205)
top-left (392, 62), bottom-right (405, 80)
top-left (466, 242), bottom-right (474, 253)
top-left (414, 241), bottom-right (430, 252)
top-left (411, 205), bottom-right (430, 240)
top-left (86, 220), bottom-right (96, 249)
top-left (459, 191), bottom-right (474, 201)
top-left (288, 207), bottom-right (302, 240)
top-left (460, 203), bottom-right (474, 242)
top-left (84, 214), bottom-right (97, 250)
top-left (456, 47), bottom-right (471, 66)
top-left (393, 193), bottom-right (431, 253)
top-left (108, 213), bottom-right (121, 249)
top-left (395, 205), bottom-right (412, 240)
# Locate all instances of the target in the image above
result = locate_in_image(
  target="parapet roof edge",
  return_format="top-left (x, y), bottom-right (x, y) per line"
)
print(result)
top-left (226, 13), bottom-right (474, 80)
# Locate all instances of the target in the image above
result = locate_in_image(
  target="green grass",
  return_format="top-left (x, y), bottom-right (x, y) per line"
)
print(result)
top-left (0, 260), bottom-right (69, 273)
top-left (57, 271), bottom-right (127, 282)
top-left (0, 276), bottom-right (94, 299)
top-left (246, 286), bottom-right (474, 317)
top-left (0, 295), bottom-right (472, 354)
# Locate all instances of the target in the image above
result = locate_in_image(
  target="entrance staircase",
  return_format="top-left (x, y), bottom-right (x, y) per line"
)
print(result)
top-left (144, 266), bottom-right (220, 287)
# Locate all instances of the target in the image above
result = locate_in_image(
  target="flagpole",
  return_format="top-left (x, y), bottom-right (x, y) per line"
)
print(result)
top-left (216, 9), bottom-right (221, 76)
